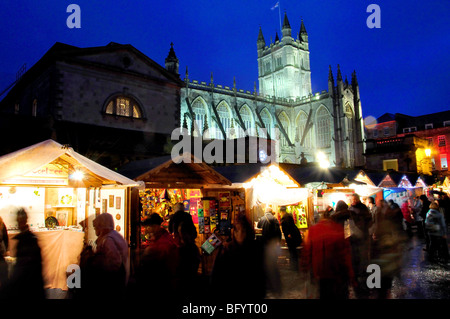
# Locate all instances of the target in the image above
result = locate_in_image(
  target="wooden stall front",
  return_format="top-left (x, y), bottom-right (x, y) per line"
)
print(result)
top-left (132, 153), bottom-right (238, 275)
top-left (0, 139), bottom-right (139, 291)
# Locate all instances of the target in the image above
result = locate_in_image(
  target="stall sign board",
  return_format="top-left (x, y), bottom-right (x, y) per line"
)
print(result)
top-left (1, 163), bottom-right (69, 186)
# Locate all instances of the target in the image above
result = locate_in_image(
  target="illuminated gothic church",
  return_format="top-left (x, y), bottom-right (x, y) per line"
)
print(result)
top-left (178, 13), bottom-right (365, 167)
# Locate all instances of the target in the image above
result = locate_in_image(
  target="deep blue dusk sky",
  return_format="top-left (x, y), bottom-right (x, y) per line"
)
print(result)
top-left (0, 1), bottom-right (449, 123)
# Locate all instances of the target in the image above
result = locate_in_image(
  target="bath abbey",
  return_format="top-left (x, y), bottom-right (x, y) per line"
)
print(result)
top-left (178, 13), bottom-right (365, 167)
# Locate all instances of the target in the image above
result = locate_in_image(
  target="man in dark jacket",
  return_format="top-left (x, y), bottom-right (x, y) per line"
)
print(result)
top-left (280, 207), bottom-right (302, 271)
top-left (348, 193), bottom-right (373, 296)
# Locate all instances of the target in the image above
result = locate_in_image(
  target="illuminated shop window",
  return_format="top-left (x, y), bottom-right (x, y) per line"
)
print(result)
top-left (383, 159), bottom-right (398, 171)
top-left (441, 154), bottom-right (448, 170)
top-left (105, 96), bottom-right (142, 119)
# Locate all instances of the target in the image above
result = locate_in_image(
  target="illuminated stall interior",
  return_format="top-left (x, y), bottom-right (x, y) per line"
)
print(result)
top-left (132, 154), bottom-right (235, 262)
top-left (0, 139), bottom-right (138, 290)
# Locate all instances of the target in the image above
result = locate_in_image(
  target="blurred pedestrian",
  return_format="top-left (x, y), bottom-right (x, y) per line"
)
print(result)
top-left (425, 202), bottom-right (449, 263)
top-left (136, 213), bottom-right (178, 299)
top-left (371, 199), bottom-right (402, 298)
top-left (169, 202), bottom-right (197, 244)
top-left (401, 199), bottom-right (414, 237)
top-left (410, 196), bottom-right (424, 238)
top-left (173, 207), bottom-right (201, 299)
top-left (257, 208), bottom-right (282, 296)
top-left (82, 213), bottom-right (129, 299)
top-left (330, 200), bottom-right (351, 228)
top-left (419, 195), bottom-right (431, 250)
top-left (348, 193), bottom-right (373, 294)
top-left (0, 216), bottom-right (8, 290)
top-left (302, 209), bottom-right (355, 299)
top-left (280, 206), bottom-right (302, 271)
top-left (211, 213), bottom-right (266, 299)
top-left (0, 208), bottom-right (45, 299)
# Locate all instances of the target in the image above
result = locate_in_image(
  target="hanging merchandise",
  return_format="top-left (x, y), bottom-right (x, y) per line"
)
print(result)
top-left (218, 192), bottom-right (231, 236)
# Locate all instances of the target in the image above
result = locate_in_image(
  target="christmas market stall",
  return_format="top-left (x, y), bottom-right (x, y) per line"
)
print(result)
top-left (214, 163), bottom-right (312, 236)
top-left (122, 153), bottom-right (235, 274)
top-left (0, 139), bottom-right (140, 291)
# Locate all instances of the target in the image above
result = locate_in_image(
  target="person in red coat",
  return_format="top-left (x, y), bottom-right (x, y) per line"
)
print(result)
top-left (401, 200), bottom-right (414, 237)
top-left (302, 210), bottom-right (355, 299)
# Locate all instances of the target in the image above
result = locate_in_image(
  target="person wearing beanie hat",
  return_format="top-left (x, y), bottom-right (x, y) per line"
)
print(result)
top-left (425, 202), bottom-right (449, 263)
top-left (85, 213), bottom-right (129, 299)
top-left (136, 212), bottom-right (178, 298)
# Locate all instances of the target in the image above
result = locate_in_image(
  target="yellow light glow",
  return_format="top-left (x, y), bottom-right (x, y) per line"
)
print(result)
top-left (317, 151), bottom-right (330, 169)
top-left (425, 148), bottom-right (431, 157)
top-left (70, 170), bottom-right (84, 181)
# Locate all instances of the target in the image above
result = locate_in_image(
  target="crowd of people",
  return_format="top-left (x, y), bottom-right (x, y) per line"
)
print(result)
top-left (0, 192), bottom-right (448, 300)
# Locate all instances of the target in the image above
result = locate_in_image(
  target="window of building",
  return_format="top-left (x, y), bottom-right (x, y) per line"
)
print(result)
top-left (383, 127), bottom-right (390, 136)
top-left (438, 135), bottom-right (446, 147)
top-left (441, 154), bottom-right (448, 170)
top-left (278, 112), bottom-right (290, 147)
top-left (427, 137), bottom-right (433, 146)
top-left (105, 96), bottom-right (142, 119)
top-left (372, 129), bottom-right (379, 138)
top-left (217, 102), bottom-right (232, 139)
top-left (239, 105), bottom-right (255, 136)
top-left (403, 127), bottom-right (417, 133)
top-left (383, 159), bottom-right (398, 171)
top-left (191, 99), bottom-right (207, 137)
top-left (443, 120), bottom-right (450, 127)
top-left (316, 107), bottom-right (331, 149)
top-left (14, 103), bottom-right (19, 114)
top-left (425, 123), bottom-right (433, 130)
top-left (296, 111), bottom-right (312, 148)
top-left (260, 109), bottom-right (272, 138)
top-left (265, 62), bottom-right (271, 73)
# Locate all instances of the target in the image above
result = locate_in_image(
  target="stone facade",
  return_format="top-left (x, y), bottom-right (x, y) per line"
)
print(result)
top-left (179, 13), bottom-right (365, 167)
top-left (0, 42), bottom-right (183, 168)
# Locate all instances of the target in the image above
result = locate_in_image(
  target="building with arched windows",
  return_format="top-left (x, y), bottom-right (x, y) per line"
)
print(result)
top-left (180, 13), bottom-right (365, 167)
top-left (0, 42), bottom-right (183, 168)
top-left (0, 12), bottom-right (365, 169)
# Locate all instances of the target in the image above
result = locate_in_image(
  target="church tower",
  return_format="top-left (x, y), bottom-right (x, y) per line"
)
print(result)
top-left (165, 42), bottom-right (179, 76)
top-left (257, 13), bottom-right (312, 100)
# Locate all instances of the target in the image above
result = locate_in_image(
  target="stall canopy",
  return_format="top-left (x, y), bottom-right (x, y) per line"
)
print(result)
top-left (133, 153), bottom-right (232, 189)
top-left (214, 164), bottom-right (309, 208)
top-left (0, 139), bottom-right (139, 187)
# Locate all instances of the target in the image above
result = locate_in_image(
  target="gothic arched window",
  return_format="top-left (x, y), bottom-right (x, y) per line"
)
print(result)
top-left (192, 98), bottom-right (208, 137)
top-left (260, 108), bottom-right (273, 138)
top-left (105, 96), bottom-right (143, 119)
top-left (278, 112), bottom-right (290, 147)
top-left (296, 111), bottom-right (312, 148)
top-left (216, 102), bottom-right (232, 139)
top-left (239, 105), bottom-right (255, 136)
top-left (316, 106), bottom-right (331, 149)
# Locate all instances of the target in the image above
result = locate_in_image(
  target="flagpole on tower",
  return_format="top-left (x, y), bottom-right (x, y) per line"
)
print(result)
top-left (278, 2), bottom-right (282, 33)
top-left (271, 1), bottom-right (282, 33)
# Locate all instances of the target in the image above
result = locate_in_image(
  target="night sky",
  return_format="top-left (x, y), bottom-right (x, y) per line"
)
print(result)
top-left (0, 0), bottom-right (449, 124)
